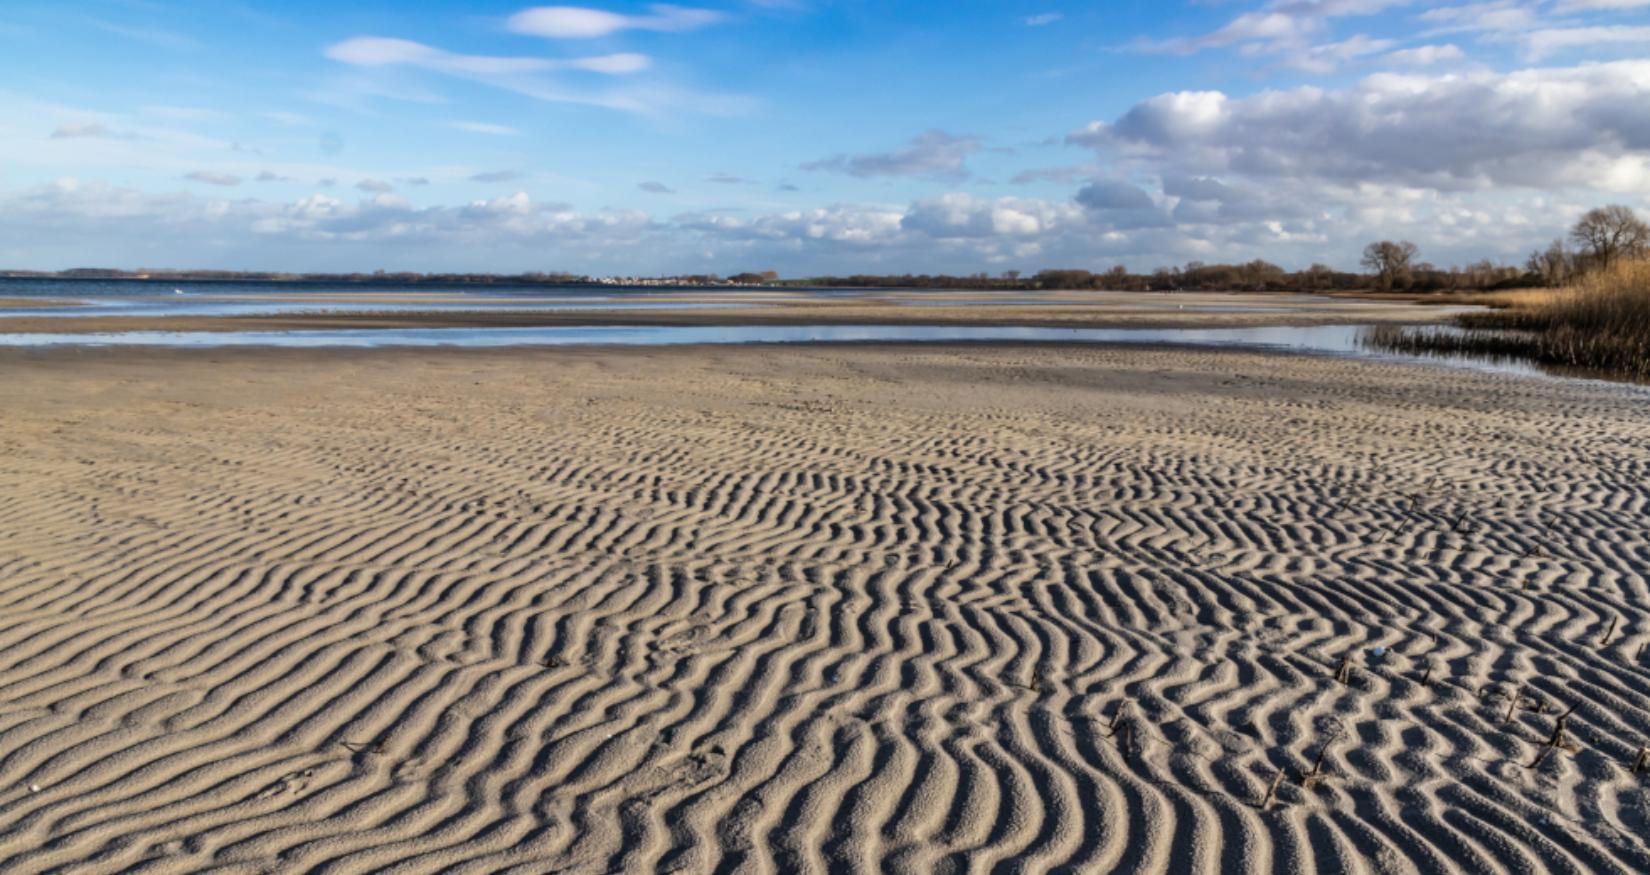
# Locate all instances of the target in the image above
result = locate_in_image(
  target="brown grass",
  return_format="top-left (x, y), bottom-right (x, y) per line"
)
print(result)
top-left (1373, 260), bottom-right (1650, 378)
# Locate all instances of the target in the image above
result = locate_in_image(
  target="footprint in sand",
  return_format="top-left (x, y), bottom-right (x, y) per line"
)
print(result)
top-left (255, 767), bottom-right (316, 800)
top-left (393, 756), bottom-right (430, 782)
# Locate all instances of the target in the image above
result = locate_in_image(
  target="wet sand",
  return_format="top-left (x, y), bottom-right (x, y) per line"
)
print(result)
top-left (0, 291), bottom-right (1465, 334)
top-left (1, 343), bottom-right (1647, 872)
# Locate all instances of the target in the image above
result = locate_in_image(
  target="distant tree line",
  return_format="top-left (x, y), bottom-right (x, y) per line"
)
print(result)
top-left (786, 258), bottom-right (1533, 294)
top-left (791, 205), bottom-right (1647, 294)
top-left (8, 206), bottom-right (1644, 294)
top-left (8, 268), bottom-right (590, 286)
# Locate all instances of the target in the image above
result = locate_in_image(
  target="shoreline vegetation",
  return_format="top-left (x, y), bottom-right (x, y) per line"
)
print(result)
top-left (1373, 259), bottom-right (1650, 379)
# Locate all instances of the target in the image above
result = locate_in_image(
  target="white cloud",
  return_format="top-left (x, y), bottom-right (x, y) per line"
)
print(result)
top-left (319, 36), bottom-right (741, 116)
top-left (1522, 26), bottom-right (1650, 61)
top-left (325, 37), bottom-right (646, 76)
top-left (185, 171), bottom-right (242, 186)
top-left (900, 193), bottom-right (1086, 239)
top-left (50, 122), bottom-right (126, 139)
top-left (1552, 0), bottom-right (1650, 8)
top-left (1025, 13), bottom-right (1063, 27)
top-left (507, 5), bottom-right (724, 39)
top-left (449, 121), bottom-right (523, 136)
top-left (1384, 44), bottom-right (1465, 65)
top-left (1417, 1), bottom-right (1538, 35)
top-left (2, 177), bottom-right (1641, 275)
top-left (1279, 34), bottom-right (1394, 73)
top-left (1070, 60), bottom-right (1650, 194)
top-left (802, 131), bottom-right (984, 181)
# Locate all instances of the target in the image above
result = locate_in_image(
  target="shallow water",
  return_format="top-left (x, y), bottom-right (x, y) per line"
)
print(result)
top-left (0, 298), bottom-right (748, 318)
top-left (0, 322), bottom-right (1610, 385)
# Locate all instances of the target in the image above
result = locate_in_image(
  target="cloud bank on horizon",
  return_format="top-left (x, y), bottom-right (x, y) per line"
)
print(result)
top-left (1, 0), bottom-right (1648, 275)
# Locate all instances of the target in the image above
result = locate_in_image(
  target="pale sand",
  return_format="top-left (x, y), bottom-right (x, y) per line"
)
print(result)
top-left (0, 290), bottom-right (1463, 333)
top-left (1, 344), bottom-right (1648, 873)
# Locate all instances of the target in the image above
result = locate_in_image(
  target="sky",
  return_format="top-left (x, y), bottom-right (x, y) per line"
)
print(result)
top-left (2, 1), bottom-right (1649, 276)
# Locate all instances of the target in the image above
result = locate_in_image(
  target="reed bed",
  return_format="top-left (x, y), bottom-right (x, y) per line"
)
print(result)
top-left (1375, 260), bottom-right (1650, 378)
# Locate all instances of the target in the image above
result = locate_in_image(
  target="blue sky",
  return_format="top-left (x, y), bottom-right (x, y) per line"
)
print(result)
top-left (2, 1), bottom-right (1649, 275)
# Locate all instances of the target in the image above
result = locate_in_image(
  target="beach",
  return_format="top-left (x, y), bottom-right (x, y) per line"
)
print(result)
top-left (0, 290), bottom-right (1461, 334)
top-left (1, 341), bottom-right (1647, 873)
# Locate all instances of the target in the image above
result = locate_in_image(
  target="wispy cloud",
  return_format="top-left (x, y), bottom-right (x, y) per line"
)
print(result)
top-left (326, 37), bottom-right (648, 76)
top-left (803, 130), bottom-right (984, 181)
top-left (1384, 43), bottom-right (1464, 65)
top-left (1522, 25), bottom-right (1650, 60)
top-left (449, 121), bottom-right (522, 136)
top-left (185, 171), bottom-right (242, 186)
top-left (321, 36), bottom-right (745, 116)
top-left (507, 5), bottom-right (724, 39)
top-left (51, 122), bottom-right (131, 140)
top-left (1024, 13), bottom-right (1063, 27)
top-left (84, 18), bottom-right (199, 50)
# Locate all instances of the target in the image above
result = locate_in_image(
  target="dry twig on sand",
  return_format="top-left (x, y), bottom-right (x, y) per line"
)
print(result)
top-left (1527, 703), bottom-right (1580, 770)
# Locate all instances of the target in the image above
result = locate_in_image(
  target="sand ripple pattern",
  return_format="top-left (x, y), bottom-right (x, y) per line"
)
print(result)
top-left (2, 346), bottom-right (1649, 873)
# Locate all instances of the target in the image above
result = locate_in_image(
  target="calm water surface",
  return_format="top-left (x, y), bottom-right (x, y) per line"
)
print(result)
top-left (0, 322), bottom-right (1625, 387)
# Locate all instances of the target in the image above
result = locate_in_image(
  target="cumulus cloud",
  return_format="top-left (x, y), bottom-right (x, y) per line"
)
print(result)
top-left (802, 130), bottom-right (984, 181)
top-left (1074, 181), bottom-right (1174, 229)
top-left (639, 181), bottom-right (675, 194)
top-left (902, 193), bottom-right (1083, 238)
top-left (507, 5), bottom-right (723, 39)
top-left (356, 178), bottom-right (395, 193)
top-left (254, 171), bottom-right (293, 182)
top-left (1069, 60), bottom-right (1650, 193)
top-left (1, 177), bottom-right (1635, 276)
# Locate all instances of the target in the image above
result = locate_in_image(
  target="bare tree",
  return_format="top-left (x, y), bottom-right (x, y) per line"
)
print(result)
top-left (1526, 239), bottom-right (1573, 286)
top-left (1361, 240), bottom-right (1419, 289)
top-left (1570, 205), bottom-right (1650, 271)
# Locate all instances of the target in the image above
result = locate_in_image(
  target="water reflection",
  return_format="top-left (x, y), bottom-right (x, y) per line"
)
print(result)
top-left (0, 322), bottom-right (1618, 383)
top-left (0, 299), bottom-right (749, 319)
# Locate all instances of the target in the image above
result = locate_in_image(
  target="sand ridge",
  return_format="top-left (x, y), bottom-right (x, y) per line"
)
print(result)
top-left (0, 344), bottom-right (1648, 873)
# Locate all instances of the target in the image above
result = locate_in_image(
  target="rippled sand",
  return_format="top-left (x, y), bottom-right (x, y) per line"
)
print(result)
top-left (1, 344), bottom-right (1647, 873)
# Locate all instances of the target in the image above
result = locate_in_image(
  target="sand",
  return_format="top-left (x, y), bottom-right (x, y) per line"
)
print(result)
top-left (1, 343), bottom-right (1648, 873)
top-left (0, 290), bottom-right (1465, 334)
